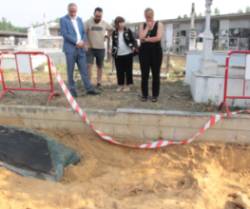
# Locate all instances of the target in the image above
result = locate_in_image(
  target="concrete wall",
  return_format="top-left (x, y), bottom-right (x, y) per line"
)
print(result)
top-left (47, 51), bottom-right (66, 66)
top-left (185, 50), bottom-right (247, 85)
top-left (0, 105), bottom-right (250, 144)
top-left (38, 37), bottom-right (63, 49)
top-left (191, 72), bottom-right (250, 106)
top-left (185, 50), bottom-right (250, 107)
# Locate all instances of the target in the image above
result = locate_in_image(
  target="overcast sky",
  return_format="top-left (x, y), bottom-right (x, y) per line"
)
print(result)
top-left (1, 0), bottom-right (249, 27)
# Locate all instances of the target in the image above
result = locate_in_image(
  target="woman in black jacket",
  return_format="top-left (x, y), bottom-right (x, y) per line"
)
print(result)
top-left (112, 16), bottom-right (138, 92)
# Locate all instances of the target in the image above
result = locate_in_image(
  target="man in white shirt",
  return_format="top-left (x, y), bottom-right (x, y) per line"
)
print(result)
top-left (60, 3), bottom-right (99, 97)
top-left (71, 17), bottom-right (81, 44)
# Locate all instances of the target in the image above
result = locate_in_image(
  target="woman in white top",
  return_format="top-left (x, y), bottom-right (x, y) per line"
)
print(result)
top-left (112, 16), bottom-right (138, 92)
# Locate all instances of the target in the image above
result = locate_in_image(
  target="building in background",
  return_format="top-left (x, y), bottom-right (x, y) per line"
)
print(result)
top-left (128, 12), bottom-right (250, 54)
top-left (0, 31), bottom-right (27, 47)
top-left (0, 12), bottom-right (249, 54)
top-left (31, 18), bottom-right (62, 50)
top-left (24, 12), bottom-right (250, 54)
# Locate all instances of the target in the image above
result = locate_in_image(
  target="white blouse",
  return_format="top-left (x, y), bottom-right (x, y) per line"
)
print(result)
top-left (117, 31), bottom-right (133, 56)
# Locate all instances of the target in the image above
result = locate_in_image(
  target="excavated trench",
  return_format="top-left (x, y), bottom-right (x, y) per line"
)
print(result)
top-left (0, 128), bottom-right (249, 209)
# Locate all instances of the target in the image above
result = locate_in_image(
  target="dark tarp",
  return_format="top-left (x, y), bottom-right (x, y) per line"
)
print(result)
top-left (0, 126), bottom-right (80, 181)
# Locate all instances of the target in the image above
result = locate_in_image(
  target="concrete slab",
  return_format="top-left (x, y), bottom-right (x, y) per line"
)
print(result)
top-left (0, 105), bottom-right (250, 145)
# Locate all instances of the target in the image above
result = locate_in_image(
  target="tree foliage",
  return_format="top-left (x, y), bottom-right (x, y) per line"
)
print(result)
top-left (0, 17), bottom-right (26, 32)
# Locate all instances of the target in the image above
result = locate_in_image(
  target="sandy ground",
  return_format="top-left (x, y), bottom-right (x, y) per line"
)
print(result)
top-left (0, 129), bottom-right (250, 209)
top-left (0, 70), bottom-right (217, 112)
top-left (1, 63), bottom-right (249, 209)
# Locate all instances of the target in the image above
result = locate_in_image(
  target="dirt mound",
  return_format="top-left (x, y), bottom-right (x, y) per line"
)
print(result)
top-left (0, 130), bottom-right (250, 209)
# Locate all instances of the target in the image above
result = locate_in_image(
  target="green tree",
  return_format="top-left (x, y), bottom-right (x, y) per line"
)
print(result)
top-left (246, 6), bottom-right (250, 13)
top-left (0, 17), bottom-right (26, 32)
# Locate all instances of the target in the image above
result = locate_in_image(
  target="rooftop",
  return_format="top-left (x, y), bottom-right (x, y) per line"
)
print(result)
top-left (0, 31), bottom-right (27, 38)
top-left (128, 12), bottom-right (250, 26)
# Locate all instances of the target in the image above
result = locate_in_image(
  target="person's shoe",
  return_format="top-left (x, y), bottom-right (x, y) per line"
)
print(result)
top-left (140, 96), bottom-right (148, 102)
top-left (151, 97), bottom-right (158, 103)
top-left (96, 83), bottom-right (103, 91)
top-left (70, 90), bottom-right (78, 98)
top-left (116, 86), bottom-right (124, 92)
top-left (87, 89), bottom-right (100, 95)
top-left (123, 86), bottom-right (131, 92)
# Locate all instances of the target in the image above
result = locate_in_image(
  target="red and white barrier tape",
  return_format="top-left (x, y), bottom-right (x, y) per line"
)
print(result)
top-left (0, 70), bottom-right (3, 83)
top-left (50, 59), bottom-right (249, 149)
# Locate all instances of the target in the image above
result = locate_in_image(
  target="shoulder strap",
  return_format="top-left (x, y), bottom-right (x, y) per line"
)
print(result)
top-left (151, 21), bottom-right (158, 34)
top-left (154, 21), bottom-right (159, 29)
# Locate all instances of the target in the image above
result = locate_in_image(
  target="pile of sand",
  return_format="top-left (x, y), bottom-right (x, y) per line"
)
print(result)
top-left (0, 130), bottom-right (250, 209)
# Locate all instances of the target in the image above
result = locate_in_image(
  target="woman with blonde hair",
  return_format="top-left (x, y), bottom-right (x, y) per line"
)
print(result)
top-left (139, 8), bottom-right (163, 102)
